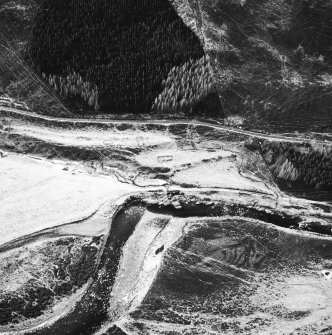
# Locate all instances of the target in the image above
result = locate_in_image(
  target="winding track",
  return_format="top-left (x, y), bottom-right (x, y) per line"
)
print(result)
top-left (1, 105), bottom-right (332, 334)
top-left (1, 106), bottom-right (331, 145)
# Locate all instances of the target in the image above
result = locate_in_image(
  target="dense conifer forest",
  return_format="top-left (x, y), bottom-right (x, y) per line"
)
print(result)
top-left (259, 141), bottom-right (332, 191)
top-left (28, 0), bottom-right (211, 113)
top-left (152, 55), bottom-right (217, 114)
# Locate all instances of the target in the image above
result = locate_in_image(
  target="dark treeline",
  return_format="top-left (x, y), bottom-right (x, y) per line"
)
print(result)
top-left (28, 0), bottom-right (205, 113)
top-left (259, 141), bottom-right (332, 191)
top-left (287, 0), bottom-right (332, 63)
top-left (153, 55), bottom-right (217, 114)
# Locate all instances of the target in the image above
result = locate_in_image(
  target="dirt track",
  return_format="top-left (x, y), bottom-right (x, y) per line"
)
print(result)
top-left (1, 105), bottom-right (332, 334)
top-left (1, 107), bottom-right (331, 145)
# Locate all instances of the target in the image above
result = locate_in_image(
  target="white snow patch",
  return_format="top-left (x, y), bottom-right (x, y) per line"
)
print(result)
top-left (0, 155), bottom-right (135, 245)
top-left (108, 211), bottom-right (186, 321)
top-left (172, 160), bottom-right (273, 194)
top-left (136, 148), bottom-right (233, 169)
top-left (8, 123), bottom-right (174, 148)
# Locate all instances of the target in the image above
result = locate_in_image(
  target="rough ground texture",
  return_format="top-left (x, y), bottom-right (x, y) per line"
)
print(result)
top-left (0, 236), bottom-right (100, 327)
top-left (1, 0), bottom-right (331, 132)
top-left (0, 113), bottom-right (331, 334)
top-left (0, 0), bottom-right (332, 334)
top-left (173, 0), bottom-right (332, 132)
top-left (0, 0), bottom-right (69, 115)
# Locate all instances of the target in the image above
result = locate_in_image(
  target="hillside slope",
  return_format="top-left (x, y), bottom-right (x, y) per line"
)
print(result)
top-left (0, 0), bottom-right (221, 116)
top-left (28, 0), bottom-right (216, 114)
top-left (0, 0), bottom-right (331, 131)
top-left (173, 0), bottom-right (332, 132)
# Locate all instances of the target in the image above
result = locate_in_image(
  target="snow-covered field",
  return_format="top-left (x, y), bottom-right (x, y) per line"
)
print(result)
top-left (1, 115), bottom-right (331, 335)
top-left (172, 159), bottom-right (274, 193)
top-left (4, 123), bottom-right (174, 148)
top-left (0, 154), bottom-right (135, 245)
top-left (108, 211), bottom-right (185, 322)
top-left (136, 148), bottom-right (233, 169)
